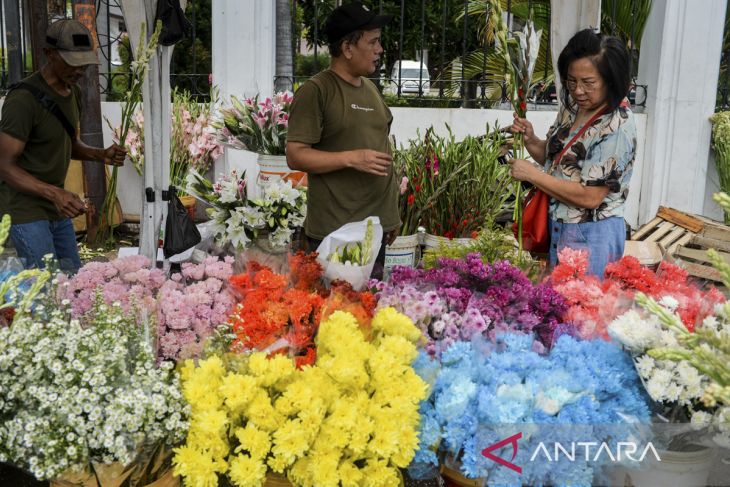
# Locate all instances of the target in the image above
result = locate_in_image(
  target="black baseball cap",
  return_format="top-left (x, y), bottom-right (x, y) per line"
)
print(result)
top-left (46, 19), bottom-right (99, 66)
top-left (324, 2), bottom-right (392, 44)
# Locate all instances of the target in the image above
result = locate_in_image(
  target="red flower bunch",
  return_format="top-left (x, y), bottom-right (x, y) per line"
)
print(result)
top-left (547, 248), bottom-right (725, 337)
top-left (227, 252), bottom-right (378, 367)
top-left (322, 280), bottom-right (377, 337)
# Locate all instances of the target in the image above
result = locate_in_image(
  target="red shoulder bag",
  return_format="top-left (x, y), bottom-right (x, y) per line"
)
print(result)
top-left (513, 107), bottom-right (610, 253)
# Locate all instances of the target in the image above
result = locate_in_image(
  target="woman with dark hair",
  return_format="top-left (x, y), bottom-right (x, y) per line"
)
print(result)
top-left (509, 28), bottom-right (637, 277)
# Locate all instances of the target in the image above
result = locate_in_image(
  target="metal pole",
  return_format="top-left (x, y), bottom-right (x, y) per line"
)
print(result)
top-left (419, 0), bottom-right (425, 97)
top-left (439, 0), bottom-right (446, 99)
top-left (3, 0), bottom-right (22, 83)
top-left (461, 0), bottom-right (467, 104)
top-left (73, 0), bottom-right (108, 244)
top-left (397, 0), bottom-right (404, 97)
top-left (27, 0), bottom-right (48, 71)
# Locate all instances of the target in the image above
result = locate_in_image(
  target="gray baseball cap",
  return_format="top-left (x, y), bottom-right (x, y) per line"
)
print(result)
top-left (46, 19), bottom-right (100, 66)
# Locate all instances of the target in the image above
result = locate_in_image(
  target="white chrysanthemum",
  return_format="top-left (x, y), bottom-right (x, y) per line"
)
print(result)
top-left (658, 295), bottom-right (679, 311)
top-left (608, 310), bottom-right (661, 351)
top-left (635, 355), bottom-right (656, 377)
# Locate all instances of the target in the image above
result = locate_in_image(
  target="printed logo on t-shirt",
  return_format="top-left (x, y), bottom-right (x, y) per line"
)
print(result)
top-left (351, 103), bottom-right (375, 112)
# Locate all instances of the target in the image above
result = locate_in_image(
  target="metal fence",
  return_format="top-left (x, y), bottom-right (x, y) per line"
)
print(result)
top-left (0, 0), bottom-right (649, 108)
top-left (279, 0), bottom-right (649, 109)
top-left (0, 0), bottom-right (211, 98)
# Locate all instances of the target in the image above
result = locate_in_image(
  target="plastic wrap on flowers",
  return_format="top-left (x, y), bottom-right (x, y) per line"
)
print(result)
top-left (408, 334), bottom-right (651, 486)
top-left (172, 306), bottom-right (427, 487)
top-left (0, 297), bottom-right (188, 481)
top-left (372, 253), bottom-right (569, 356)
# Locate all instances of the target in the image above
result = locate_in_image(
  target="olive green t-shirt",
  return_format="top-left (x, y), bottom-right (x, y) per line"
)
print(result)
top-left (287, 69), bottom-right (400, 239)
top-left (0, 72), bottom-right (80, 223)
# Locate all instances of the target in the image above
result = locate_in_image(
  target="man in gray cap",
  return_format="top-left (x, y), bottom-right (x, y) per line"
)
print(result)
top-left (286, 1), bottom-right (400, 279)
top-left (0, 19), bottom-right (126, 272)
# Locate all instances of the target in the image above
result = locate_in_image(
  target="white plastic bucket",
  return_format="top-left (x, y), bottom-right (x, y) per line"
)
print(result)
top-left (619, 448), bottom-right (715, 487)
top-left (384, 234), bottom-right (421, 274)
top-left (423, 233), bottom-right (474, 251)
top-left (256, 154), bottom-right (307, 189)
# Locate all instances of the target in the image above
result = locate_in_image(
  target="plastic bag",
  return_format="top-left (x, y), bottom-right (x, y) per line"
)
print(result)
top-left (155, 0), bottom-right (192, 46)
top-left (316, 217), bottom-right (383, 291)
top-left (163, 191), bottom-right (201, 259)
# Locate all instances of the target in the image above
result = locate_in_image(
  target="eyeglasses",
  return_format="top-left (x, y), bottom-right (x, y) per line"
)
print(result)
top-left (565, 78), bottom-right (601, 93)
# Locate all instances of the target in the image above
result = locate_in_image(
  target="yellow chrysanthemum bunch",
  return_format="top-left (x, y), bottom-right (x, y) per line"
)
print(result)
top-left (173, 307), bottom-right (428, 487)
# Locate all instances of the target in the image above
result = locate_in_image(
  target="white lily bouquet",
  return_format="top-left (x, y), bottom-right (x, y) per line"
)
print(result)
top-left (316, 216), bottom-right (383, 290)
top-left (187, 169), bottom-right (306, 251)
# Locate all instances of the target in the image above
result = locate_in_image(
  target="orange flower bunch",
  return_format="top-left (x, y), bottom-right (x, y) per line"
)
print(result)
top-left (227, 252), bottom-right (378, 368)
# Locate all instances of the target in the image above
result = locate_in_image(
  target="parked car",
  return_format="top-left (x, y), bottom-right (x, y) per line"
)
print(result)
top-left (384, 60), bottom-right (430, 96)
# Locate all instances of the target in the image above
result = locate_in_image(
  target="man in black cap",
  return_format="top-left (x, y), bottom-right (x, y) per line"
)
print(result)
top-left (0, 19), bottom-right (126, 272)
top-left (286, 1), bottom-right (400, 279)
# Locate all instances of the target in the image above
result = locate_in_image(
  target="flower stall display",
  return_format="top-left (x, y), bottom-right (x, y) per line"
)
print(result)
top-left (0, 297), bottom-right (188, 481)
top-left (372, 254), bottom-right (568, 356)
top-left (410, 334), bottom-right (651, 486)
top-left (549, 247), bottom-right (725, 339)
top-left (394, 126), bottom-right (514, 240)
top-left (57, 255), bottom-right (236, 361)
top-left (227, 252), bottom-right (376, 368)
top-left (172, 307), bottom-right (428, 487)
top-left (187, 168), bottom-right (306, 252)
top-left (213, 92), bottom-right (293, 156)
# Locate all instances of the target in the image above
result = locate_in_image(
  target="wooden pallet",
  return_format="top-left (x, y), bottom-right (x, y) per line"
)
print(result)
top-left (631, 206), bottom-right (730, 283)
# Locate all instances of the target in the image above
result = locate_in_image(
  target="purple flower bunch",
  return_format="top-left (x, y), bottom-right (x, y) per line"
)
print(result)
top-left (58, 255), bottom-right (236, 361)
top-left (157, 256), bottom-right (236, 360)
top-left (373, 253), bottom-right (569, 355)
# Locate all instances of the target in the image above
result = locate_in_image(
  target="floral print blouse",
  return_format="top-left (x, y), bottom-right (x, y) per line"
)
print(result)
top-left (543, 100), bottom-right (637, 223)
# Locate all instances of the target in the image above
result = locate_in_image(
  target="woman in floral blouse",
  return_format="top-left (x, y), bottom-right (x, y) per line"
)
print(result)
top-left (509, 28), bottom-right (636, 277)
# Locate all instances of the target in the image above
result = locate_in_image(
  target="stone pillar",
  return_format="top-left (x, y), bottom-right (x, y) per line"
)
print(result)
top-left (636, 0), bottom-right (727, 223)
top-left (212, 0), bottom-right (276, 195)
top-left (549, 0), bottom-right (602, 100)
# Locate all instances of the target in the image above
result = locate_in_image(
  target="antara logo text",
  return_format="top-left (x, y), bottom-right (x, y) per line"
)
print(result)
top-left (481, 433), bottom-right (662, 474)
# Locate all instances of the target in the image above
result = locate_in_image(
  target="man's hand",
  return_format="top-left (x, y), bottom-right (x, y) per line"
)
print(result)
top-left (102, 144), bottom-right (127, 166)
top-left (347, 149), bottom-right (392, 176)
top-left (51, 188), bottom-right (87, 218)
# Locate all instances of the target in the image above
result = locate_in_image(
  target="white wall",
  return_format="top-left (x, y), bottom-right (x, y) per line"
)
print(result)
top-left (100, 103), bottom-right (647, 228)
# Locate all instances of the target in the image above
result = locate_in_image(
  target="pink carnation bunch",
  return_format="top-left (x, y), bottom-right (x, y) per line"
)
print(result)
top-left (58, 255), bottom-right (236, 361)
top-left (157, 256), bottom-right (236, 360)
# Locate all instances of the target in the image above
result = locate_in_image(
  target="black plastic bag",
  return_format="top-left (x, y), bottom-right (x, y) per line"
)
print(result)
top-left (155, 0), bottom-right (192, 46)
top-left (163, 190), bottom-right (201, 258)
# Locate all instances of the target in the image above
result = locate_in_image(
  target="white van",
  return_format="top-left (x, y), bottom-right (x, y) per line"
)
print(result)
top-left (385, 60), bottom-right (430, 95)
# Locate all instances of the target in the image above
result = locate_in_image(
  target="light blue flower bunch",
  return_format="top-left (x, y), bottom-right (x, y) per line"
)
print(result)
top-left (410, 334), bottom-right (651, 485)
